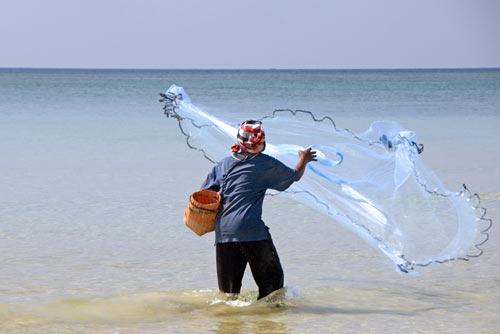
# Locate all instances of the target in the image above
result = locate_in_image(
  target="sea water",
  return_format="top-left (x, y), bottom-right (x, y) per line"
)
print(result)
top-left (1, 68), bottom-right (499, 333)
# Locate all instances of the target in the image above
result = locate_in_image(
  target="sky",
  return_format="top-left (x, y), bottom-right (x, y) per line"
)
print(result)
top-left (1, 0), bottom-right (499, 69)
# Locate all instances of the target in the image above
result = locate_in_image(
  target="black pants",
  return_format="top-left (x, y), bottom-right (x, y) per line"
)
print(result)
top-left (216, 238), bottom-right (284, 300)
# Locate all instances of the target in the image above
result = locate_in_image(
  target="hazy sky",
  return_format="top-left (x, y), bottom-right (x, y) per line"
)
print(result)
top-left (1, 0), bottom-right (499, 69)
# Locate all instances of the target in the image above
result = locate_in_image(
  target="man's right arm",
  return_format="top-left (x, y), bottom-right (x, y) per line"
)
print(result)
top-left (294, 147), bottom-right (317, 181)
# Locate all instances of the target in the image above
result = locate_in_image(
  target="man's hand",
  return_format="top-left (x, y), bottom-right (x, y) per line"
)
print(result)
top-left (298, 147), bottom-right (317, 163)
top-left (295, 147), bottom-right (317, 181)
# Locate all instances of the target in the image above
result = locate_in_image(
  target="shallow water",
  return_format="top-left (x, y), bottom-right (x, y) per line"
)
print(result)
top-left (1, 68), bottom-right (499, 333)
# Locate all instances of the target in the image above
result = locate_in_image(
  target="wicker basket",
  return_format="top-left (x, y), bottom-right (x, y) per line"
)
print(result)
top-left (184, 190), bottom-right (221, 236)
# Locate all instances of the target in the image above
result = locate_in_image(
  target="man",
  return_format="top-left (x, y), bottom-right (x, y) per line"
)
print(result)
top-left (201, 120), bottom-right (316, 300)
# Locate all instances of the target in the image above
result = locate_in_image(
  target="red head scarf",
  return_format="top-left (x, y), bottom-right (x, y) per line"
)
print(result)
top-left (230, 120), bottom-right (265, 154)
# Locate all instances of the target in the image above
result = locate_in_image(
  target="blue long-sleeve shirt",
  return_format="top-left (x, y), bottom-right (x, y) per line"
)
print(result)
top-left (201, 153), bottom-right (298, 243)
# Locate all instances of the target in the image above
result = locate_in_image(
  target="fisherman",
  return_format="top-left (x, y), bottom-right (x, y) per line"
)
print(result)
top-left (201, 120), bottom-right (316, 300)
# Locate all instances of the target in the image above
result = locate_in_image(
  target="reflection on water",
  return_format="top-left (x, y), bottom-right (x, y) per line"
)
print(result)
top-left (213, 315), bottom-right (287, 334)
top-left (0, 289), bottom-right (290, 333)
top-left (2, 281), bottom-right (498, 333)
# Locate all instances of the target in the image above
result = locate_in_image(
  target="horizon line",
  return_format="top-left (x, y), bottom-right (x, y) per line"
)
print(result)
top-left (1, 66), bottom-right (499, 71)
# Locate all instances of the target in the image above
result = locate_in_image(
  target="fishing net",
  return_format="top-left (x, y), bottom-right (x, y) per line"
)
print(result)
top-left (160, 85), bottom-right (491, 273)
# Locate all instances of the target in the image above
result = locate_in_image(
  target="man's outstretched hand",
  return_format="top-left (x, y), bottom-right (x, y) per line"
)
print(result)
top-left (295, 147), bottom-right (317, 181)
top-left (298, 147), bottom-right (317, 163)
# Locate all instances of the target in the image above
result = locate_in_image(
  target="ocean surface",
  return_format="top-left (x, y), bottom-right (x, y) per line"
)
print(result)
top-left (1, 68), bottom-right (499, 333)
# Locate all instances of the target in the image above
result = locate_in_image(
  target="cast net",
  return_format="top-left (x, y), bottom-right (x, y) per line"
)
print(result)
top-left (160, 85), bottom-right (491, 273)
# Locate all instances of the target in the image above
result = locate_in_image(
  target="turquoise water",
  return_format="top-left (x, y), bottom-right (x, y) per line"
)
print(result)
top-left (1, 68), bottom-right (499, 333)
